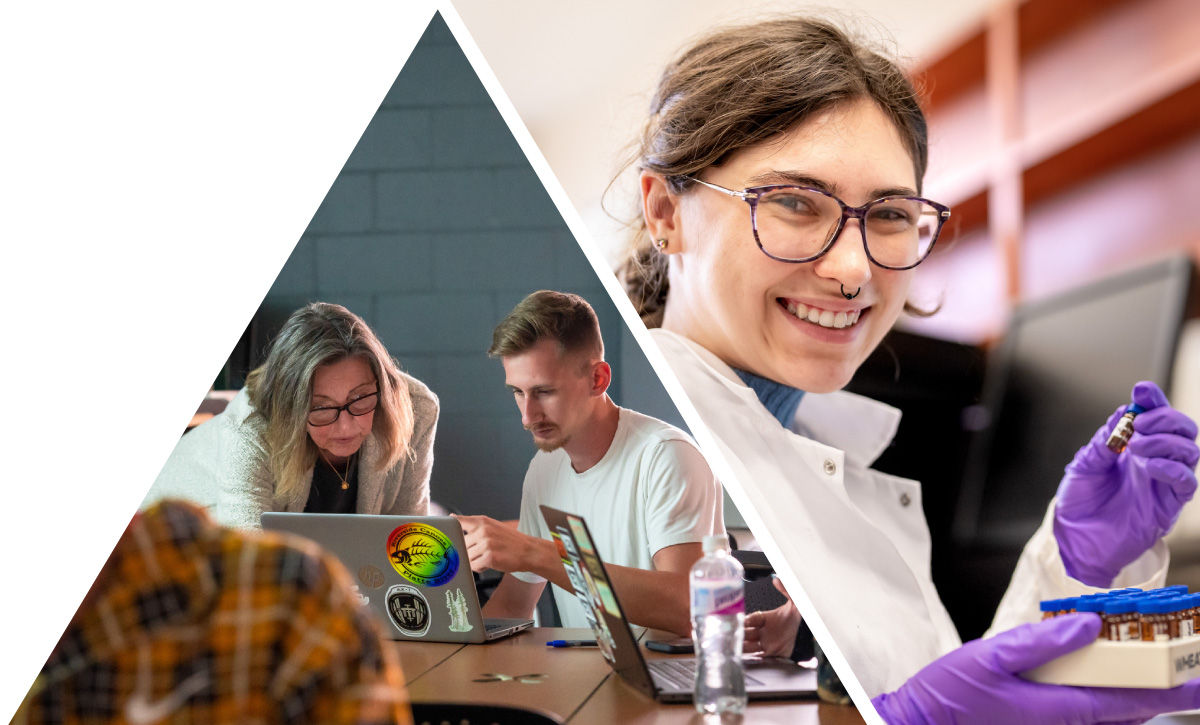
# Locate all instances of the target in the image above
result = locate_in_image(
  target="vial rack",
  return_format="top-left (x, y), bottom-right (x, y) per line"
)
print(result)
top-left (1024, 637), bottom-right (1200, 689)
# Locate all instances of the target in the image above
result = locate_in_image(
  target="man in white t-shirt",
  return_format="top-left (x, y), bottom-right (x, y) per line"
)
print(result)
top-left (455, 290), bottom-right (724, 636)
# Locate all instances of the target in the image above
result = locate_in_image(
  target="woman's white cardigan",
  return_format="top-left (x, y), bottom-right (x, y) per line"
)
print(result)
top-left (143, 373), bottom-right (439, 529)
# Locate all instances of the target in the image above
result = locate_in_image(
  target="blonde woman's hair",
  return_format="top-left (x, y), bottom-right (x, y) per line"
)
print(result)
top-left (619, 16), bottom-right (933, 326)
top-left (245, 302), bottom-right (414, 506)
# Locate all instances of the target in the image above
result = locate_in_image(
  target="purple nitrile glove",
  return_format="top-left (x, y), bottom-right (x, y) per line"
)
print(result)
top-left (1054, 381), bottom-right (1200, 587)
top-left (871, 613), bottom-right (1200, 725)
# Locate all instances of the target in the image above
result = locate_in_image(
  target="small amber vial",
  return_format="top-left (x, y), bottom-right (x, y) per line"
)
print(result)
top-left (1139, 599), bottom-right (1172, 641)
top-left (1184, 594), bottom-right (1199, 638)
top-left (1075, 598), bottom-right (1108, 638)
top-left (1168, 601), bottom-right (1184, 640)
top-left (1039, 598), bottom-right (1072, 620)
top-left (1101, 599), bottom-right (1139, 641)
top-left (1106, 403), bottom-right (1146, 453)
top-left (1191, 594), bottom-right (1200, 636)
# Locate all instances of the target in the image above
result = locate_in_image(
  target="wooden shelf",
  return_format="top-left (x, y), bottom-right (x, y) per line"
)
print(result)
top-left (918, 29), bottom-right (986, 114)
top-left (918, 0), bottom-right (1136, 112)
top-left (929, 56), bottom-right (1200, 236)
top-left (1023, 58), bottom-right (1200, 206)
top-left (910, 0), bottom-right (1200, 331)
top-left (1016, 0), bottom-right (1133, 59)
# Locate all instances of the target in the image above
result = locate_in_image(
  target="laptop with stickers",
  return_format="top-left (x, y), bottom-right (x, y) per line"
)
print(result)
top-left (539, 505), bottom-right (817, 703)
top-left (261, 513), bottom-right (533, 643)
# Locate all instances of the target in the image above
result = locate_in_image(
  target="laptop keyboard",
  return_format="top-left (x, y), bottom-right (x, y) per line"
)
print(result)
top-left (649, 659), bottom-right (695, 689)
top-left (650, 659), bottom-right (765, 690)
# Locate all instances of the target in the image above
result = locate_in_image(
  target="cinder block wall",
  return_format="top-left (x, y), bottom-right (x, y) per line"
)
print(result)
top-left (251, 14), bottom-right (683, 520)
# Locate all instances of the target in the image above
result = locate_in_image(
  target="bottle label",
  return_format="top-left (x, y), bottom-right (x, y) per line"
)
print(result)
top-left (1155, 621), bottom-right (1171, 642)
top-left (692, 581), bottom-right (745, 617)
top-left (1121, 621), bottom-right (1138, 642)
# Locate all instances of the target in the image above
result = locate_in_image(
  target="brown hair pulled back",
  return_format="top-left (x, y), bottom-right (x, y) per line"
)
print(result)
top-left (619, 16), bottom-right (929, 327)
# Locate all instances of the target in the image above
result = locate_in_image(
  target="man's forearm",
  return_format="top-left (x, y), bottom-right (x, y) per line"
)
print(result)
top-left (522, 536), bottom-right (574, 588)
top-left (602, 566), bottom-right (691, 636)
top-left (482, 574), bottom-right (544, 620)
top-left (481, 587), bottom-right (526, 619)
top-left (527, 537), bottom-right (692, 636)
top-left (537, 556), bottom-right (691, 636)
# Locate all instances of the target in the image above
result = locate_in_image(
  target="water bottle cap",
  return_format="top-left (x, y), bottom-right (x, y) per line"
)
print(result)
top-left (702, 535), bottom-right (729, 554)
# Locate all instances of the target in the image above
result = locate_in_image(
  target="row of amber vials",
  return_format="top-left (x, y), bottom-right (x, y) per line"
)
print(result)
top-left (1039, 587), bottom-right (1200, 642)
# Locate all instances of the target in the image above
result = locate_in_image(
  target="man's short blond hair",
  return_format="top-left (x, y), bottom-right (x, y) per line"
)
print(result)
top-left (489, 290), bottom-right (604, 364)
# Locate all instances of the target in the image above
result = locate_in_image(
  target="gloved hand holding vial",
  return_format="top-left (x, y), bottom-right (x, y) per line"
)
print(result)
top-left (1054, 381), bottom-right (1200, 588)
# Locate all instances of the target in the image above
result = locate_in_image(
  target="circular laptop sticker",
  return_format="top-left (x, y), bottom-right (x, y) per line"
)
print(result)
top-left (386, 584), bottom-right (431, 637)
top-left (386, 522), bottom-right (459, 587)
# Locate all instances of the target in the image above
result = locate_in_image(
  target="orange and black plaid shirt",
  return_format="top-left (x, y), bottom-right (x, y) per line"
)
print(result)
top-left (17, 501), bottom-right (411, 725)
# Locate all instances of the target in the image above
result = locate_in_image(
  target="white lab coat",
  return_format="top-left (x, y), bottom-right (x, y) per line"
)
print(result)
top-left (651, 328), bottom-right (1168, 696)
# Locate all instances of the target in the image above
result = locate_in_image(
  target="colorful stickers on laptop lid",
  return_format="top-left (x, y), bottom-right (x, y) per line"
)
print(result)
top-left (386, 584), bottom-right (431, 637)
top-left (446, 589), bottom-right (473, 632)
top-left (386, 522), bottom-right (460, 587)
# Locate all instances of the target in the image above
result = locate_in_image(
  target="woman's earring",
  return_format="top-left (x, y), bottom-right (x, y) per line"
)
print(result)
top-left (654, 238), bottom-right (669, 253)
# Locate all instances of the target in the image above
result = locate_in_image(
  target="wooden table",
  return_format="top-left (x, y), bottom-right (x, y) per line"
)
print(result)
top-left (392, 627), bottom-right (864, 724)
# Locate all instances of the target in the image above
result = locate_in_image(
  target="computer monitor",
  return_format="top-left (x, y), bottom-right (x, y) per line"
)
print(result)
top-left (953, 256), bottom-right (1194, 546)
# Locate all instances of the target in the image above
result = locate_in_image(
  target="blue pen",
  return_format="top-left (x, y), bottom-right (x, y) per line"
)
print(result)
top-left (546, 639), bottom-right (598, 648)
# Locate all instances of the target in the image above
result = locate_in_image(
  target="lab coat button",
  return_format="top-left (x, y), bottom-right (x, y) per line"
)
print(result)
top-left (900, 493), bottom-right (912, 507)
top-left (823, 459), bottom-right (836, 475)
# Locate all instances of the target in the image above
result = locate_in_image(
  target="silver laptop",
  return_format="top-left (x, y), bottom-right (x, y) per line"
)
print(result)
top-left (262, 513), bottom-right (533, 643)
top-left (540, 506), bottom-right (817, 703)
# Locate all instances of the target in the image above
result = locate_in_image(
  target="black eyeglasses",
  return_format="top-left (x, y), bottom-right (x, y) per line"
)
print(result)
top-left (308, 392), bottom-right (379, 427)
top-left (689, 177), bottom-right (951, 270)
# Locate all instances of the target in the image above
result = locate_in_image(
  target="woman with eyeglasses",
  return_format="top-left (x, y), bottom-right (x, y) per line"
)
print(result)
top-left (147, 302), bottom-right (437, 528)
top-left (623, 17), bottom-right (1200, 723)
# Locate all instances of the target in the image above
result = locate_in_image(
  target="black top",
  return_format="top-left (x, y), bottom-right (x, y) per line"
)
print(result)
top-left (304, 455), bottom-right (359, 514)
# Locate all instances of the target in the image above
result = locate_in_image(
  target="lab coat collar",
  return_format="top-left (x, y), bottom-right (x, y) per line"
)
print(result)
top-left (795, 389), bottom-right (901, 469)
top-left (653, 329), bottom-right (901, 469)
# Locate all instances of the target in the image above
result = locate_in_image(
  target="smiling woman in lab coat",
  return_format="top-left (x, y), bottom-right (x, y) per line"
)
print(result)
top-left (622, 16), bottom-right (1200, 723)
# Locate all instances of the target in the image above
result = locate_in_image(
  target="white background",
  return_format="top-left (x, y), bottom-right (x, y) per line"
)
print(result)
top-left (0, 2), bottom-right (435, 718)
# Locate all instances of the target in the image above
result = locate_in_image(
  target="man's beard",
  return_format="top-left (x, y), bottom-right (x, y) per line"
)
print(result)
top-left (528, 424), bottom-right (568, 453)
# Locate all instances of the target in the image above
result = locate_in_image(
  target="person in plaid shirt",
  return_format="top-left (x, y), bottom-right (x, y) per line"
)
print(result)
top-left (16, 500), bottom-right (411, 724)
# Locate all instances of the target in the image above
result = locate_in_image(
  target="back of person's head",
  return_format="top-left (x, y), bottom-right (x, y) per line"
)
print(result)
top-left (489, 290), bottom-right (604, 370)
top-left (621, 15), bottom-right (928, 326)
top-left (246, 302), bottom-right (414, 505)
top-left (17, 500), bottom-right (408, 724)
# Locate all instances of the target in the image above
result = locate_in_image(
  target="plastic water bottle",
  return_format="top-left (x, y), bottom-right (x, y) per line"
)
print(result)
top-left (690, 534), bottom-right (747, 715)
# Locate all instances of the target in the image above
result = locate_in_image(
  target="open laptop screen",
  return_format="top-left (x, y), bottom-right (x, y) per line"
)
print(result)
top-left (541, 505), bottom-right (657, 698)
